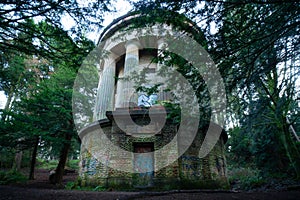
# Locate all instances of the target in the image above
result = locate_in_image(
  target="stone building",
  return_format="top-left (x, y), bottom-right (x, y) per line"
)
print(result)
top-left (78, 11), bottom-right (228, 190)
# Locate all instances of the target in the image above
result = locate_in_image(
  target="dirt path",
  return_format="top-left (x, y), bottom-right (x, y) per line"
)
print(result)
top-left (1, 169), bottom-right (299, 200)
top-left (1, 185), bottom-right (300, 200)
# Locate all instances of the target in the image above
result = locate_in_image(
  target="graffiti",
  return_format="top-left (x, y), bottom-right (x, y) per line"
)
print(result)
top-left (181, 155), bottom-right (200, 162)
top-left (181, 155), bottom-right (201, 177)
top-left (85, 158), bottom-right (98, 176)
top-left (182, 163), bottom-right (198, 171)
top-left (138, 94), bottom-right (158, 107)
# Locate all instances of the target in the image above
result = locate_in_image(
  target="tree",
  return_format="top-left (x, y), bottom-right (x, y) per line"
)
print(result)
top-left (0, 18), bottom-right (95, 182)
top-left (0, 0), bottom-right (112, 184)
top-left (19, 66), bottom-right (78, 183)
top-left (131, 0), bottom-right (300, 177)
top-left (218, 2), bottom-right (300, 177)
top-left (0, 0), bottom-right (111, 57)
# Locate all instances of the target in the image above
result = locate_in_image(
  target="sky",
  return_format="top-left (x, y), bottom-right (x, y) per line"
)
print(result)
top-left (0, 0), bottom-right (133, 109)
top-left (61, 0), bottom-right (133, 43)
top-left (88, 0), bottom-right (133, 43)
top-left (0, 91), bottom-right (5, 109)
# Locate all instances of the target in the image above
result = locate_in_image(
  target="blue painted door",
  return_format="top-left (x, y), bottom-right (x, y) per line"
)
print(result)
top-left (133, 144), bottom-right (154, 187)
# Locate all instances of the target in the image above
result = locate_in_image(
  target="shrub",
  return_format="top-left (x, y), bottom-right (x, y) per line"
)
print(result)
top-left (66, 159), bottom-right (79, 170)
top-left (228, 167), bottom-right (265, 190)
top-left (36, 159), bottom-right (58, 170)
top-left (65, 179), bottom-right (106, 191)
top-left (0, 170), bottom-right (27, 185)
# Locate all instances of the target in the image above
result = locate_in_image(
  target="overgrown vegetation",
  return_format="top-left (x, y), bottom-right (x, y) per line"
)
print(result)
top-left (0, 170), bottom-right (27, 185)
top-left (0, 0), bottom-right (299, 191)
top-left (227, 167), bottom-right (265, 190)
top-left (65, 177), bottom-right (107, 191)
top-left (0, 0), bottom-right (108, 184)
top-left (132, 0), bottom-right (300, 189)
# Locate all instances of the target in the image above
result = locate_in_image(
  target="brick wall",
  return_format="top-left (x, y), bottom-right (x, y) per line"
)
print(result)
top-left (79, 109), bottom-right (229, 189)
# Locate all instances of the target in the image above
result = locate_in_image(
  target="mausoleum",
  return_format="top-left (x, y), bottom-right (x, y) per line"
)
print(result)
top-left (77, 11), bottom-right (228, 190)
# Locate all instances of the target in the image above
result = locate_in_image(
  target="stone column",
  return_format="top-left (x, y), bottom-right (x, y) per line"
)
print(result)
top-left (115, 68), bottom-right (124, 108)
top-left (157, 38), bottom-right (170, 101)
top-left (119, 40), bottom-right (140, 108)
top-left (93, 53), bottom-right (116, 120)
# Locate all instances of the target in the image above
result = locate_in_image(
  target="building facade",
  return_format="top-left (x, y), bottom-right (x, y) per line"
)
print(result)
top-left (78, 11), bottom-right (228, 190)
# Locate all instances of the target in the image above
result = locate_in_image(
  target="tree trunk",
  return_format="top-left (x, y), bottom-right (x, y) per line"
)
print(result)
top-left (281, 120), bottom-right (300, 179)
top-left (29, 136), bottom-right (39, 180)
top-left (12, 151), bottom-right (23, 171)
top-left (53, 133), bottom-right (72, 185)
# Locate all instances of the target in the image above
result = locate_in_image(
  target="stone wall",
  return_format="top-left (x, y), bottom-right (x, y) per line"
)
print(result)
top-left (79, 108), bottom-right (228, 189)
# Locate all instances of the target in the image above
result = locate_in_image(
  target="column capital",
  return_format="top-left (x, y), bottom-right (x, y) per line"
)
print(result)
top-left (108, 51), bottom-right (118, 60)
top-left (125, 39), bottom-right (141, 50)
top-left (105, 51), bottom-right (118, 65)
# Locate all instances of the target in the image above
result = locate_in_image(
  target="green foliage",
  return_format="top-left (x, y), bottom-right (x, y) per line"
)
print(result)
top-left (0, 0), bottom-right (298, 189)
top-left (0, 148), bottom-right (15, 169)
top-left (65, 179), bottom-right (106, 191)
top-left (227, 127), bottom-right (253, 164)
top-left (65, 181), bottom-right (81, 190)
top-left (0, 14), bottom-right (95, 184)
top-left (0, 0), bottom-right (111, 58)
top-left (36, 159), bottom-right (59, 170)
top-left (132, 0), bottom-right (300, 181)
top-left (0, 170), bottom-right (27, 185)
top-left (66, 159), bottom-right (80, 170)
top-left (227, 93), bottom-right (300, 176)
top-left (228, 167), bottom-right (265, 190)
top-left (36, 159), bottom-right (79, 170)
top-left (0, 149), bottom-right (31, 169)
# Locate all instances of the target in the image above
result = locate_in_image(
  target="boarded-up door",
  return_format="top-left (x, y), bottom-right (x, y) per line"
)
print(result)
top-left (133, 143), bottom-right (154, 187)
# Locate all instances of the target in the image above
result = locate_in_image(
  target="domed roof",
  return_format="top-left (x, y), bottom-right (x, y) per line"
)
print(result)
top-left (97, 9), bottom-right (205, 46)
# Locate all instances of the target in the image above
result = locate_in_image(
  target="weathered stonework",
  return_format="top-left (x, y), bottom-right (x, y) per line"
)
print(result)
top-left (78, 11), bottom-right (229, 190)
top-left (79, 108), bottom-right (228, 189)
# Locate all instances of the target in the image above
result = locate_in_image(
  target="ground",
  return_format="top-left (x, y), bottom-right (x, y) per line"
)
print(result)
top-left (0, 169), bottom-right (300, 200)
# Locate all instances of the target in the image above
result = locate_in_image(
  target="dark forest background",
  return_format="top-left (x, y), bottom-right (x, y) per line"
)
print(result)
top-left (0, 0), bottom-right (299, 190)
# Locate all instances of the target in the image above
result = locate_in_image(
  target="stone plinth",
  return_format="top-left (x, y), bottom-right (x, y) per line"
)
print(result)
top-left (79, 107), bottom-right (228, 189)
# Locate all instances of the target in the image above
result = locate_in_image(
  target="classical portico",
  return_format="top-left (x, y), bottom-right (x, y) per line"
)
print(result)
top-left (93, 37), bottom-right (170, 121)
